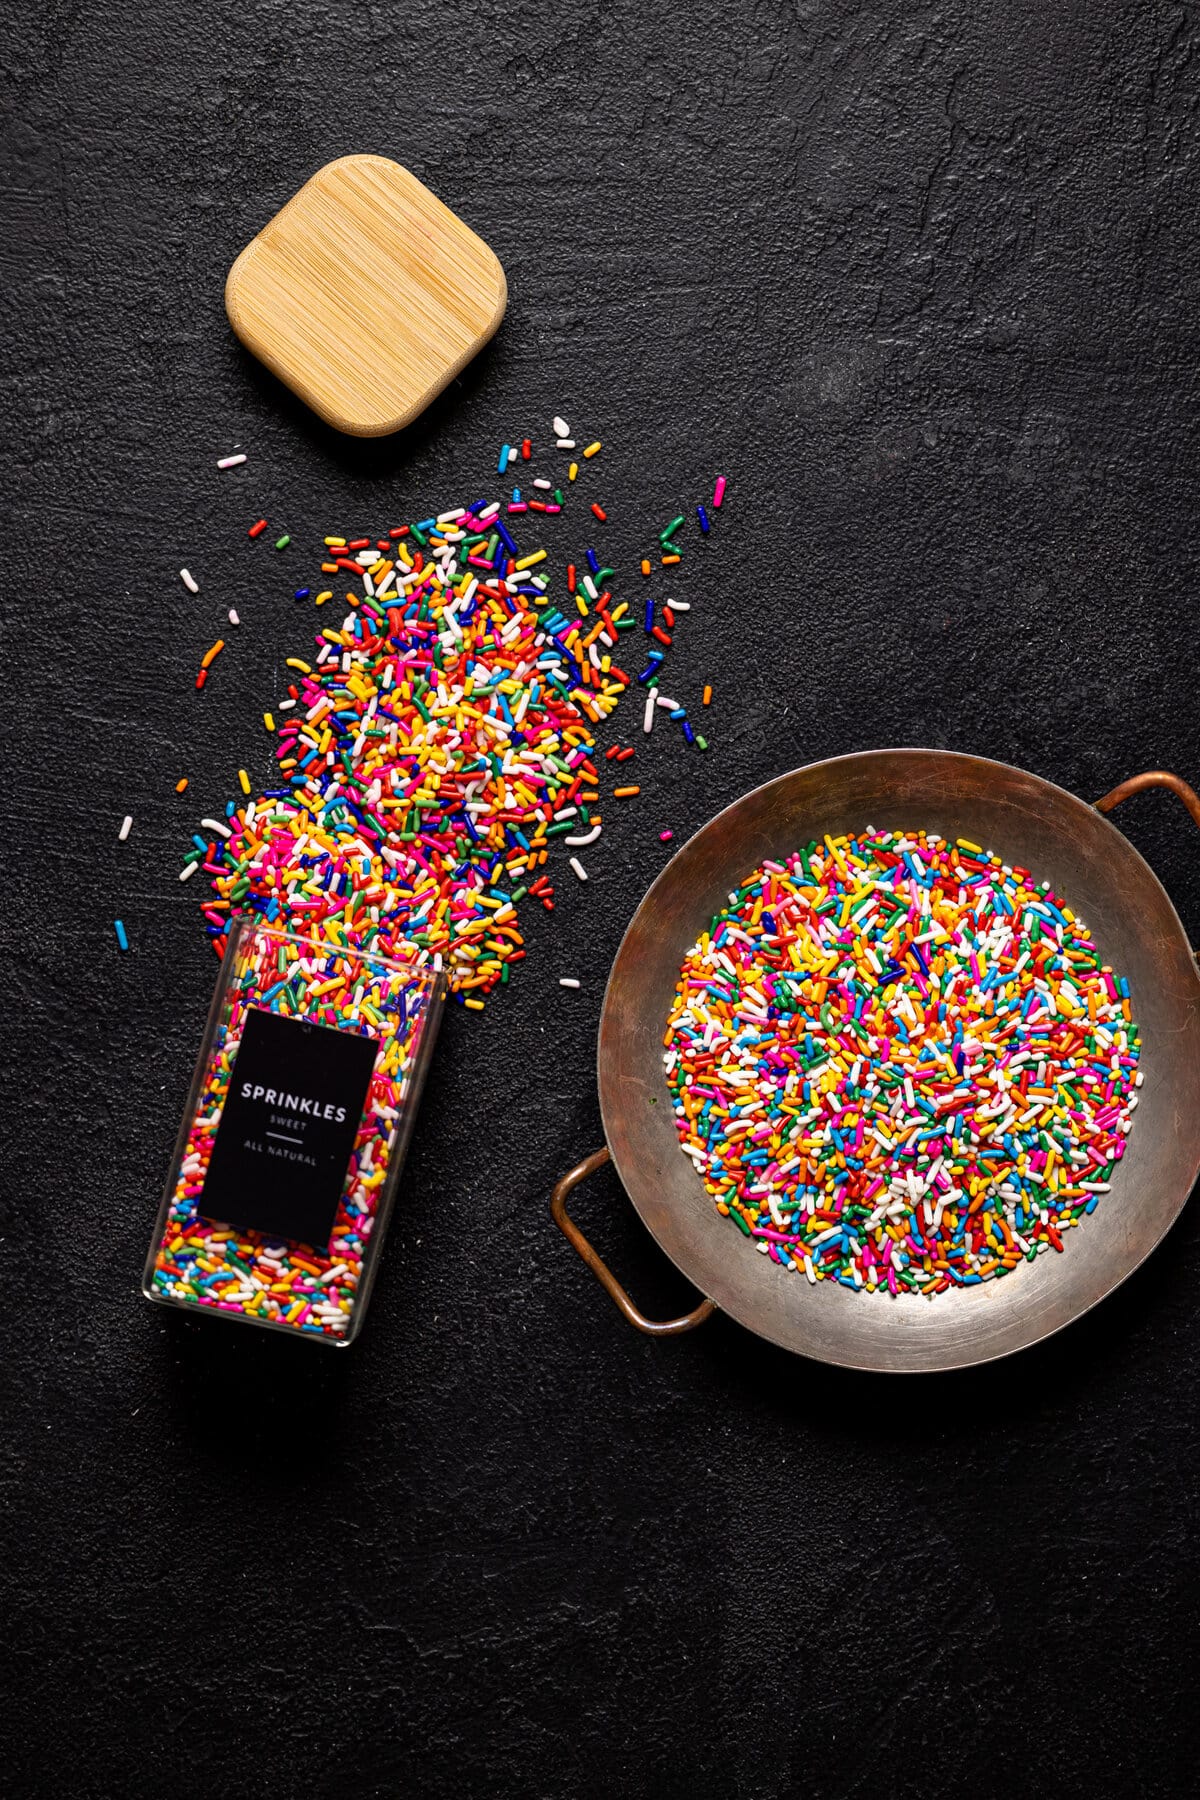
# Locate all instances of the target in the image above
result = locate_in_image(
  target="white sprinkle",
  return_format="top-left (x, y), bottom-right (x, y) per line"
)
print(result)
top-left (569, 856), bottom-right (588, 882)
top-left (559, 977), bottom-right (581, 989)
top-left (216, 453), bottom-right (247, 469)
top-left (178, 862), bottom-right (198, 882)
top-left (656, 694), bottom-right (680, 709)
top-left (668, 599), bottom-right (690, 611)
top-left (556, 438), bottom-right (576, 450)
top-left (533, 478), bottom-right (552, 490)
top-left (179, 568), bottom-right (199, 594)
top-left (553, 415), bottom-right (570, 436)
top-left (228, 608), bottom-right (240, 625)
top-left (200, 817), bottom-right (232, 839)
top-left (118, 814), bottom-right (133, 841)
top-left (643, 692), bottom-right (656, 733)
top-left (565, 823), bottom-right (602, 847)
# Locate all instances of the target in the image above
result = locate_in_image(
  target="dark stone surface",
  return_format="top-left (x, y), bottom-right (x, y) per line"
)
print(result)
top-left (3, 2), bottom-right (1200, 1795)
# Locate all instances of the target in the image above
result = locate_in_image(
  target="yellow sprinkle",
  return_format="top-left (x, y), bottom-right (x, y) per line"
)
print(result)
top-left (237, 769), bottom-right (251, 795)
top-left (957, 838), bottom-right (983, 855)
top-left (514, 549), bottom-right (547, 571)
top-left (263, 712), bottom-right (275, 732)
top-left (568, 462), bottom-right (578, 481)
top-left (464, 997), bottom-right (485, 1011)
top-left (324, 536), bottom-right (346, 547)
top-left (576, 596), bottom-right (589, 618)
top-left (315, 590), bottom-right (333, 605)
top-left (583, 440), bottom-right (601, 458)
top-left (286, 658), bottom-right (312, 673)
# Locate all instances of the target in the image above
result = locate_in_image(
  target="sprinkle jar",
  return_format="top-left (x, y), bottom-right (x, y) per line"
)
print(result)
top-left (144, 919), bottom-right (445, 1344)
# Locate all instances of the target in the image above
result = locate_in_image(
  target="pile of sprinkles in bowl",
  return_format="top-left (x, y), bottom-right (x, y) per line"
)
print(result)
top-left (663, 829), bottom-right (1142, 1296)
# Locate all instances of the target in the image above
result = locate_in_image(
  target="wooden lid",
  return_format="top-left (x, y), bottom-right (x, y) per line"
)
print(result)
top-left (225, 155), bottom-right (507, 437)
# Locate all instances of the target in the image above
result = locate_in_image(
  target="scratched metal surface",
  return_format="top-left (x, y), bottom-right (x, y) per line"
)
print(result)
top-left (3, 1), bottom-right (1200, 1795)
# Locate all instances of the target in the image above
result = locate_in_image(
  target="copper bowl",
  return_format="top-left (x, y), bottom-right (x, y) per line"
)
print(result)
top-left (552, 751), bottom-right (1200, 1372)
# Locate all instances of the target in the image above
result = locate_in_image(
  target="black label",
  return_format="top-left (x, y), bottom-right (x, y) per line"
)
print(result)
top-left (199, 1007), bottom-right (379, 1249)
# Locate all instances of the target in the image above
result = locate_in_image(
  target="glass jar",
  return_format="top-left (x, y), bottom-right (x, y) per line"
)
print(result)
top-left (143, 919), bottom-right (444, 1344)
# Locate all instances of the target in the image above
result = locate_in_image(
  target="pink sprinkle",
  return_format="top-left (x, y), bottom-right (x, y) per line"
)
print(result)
top-left (660, 829), bottom-right (674, 842)
top-left (713, 475), bottom-right (727, 509)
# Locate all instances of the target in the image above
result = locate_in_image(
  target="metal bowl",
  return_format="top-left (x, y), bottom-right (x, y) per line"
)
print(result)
top-left (552, 751), bottom-right (1200, 1372)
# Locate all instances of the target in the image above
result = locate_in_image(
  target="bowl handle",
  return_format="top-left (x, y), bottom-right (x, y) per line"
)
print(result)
top-left (551, 1147), bottom-right (716, 1336)
top-left (1095, 768), bottom-right (1200, 828)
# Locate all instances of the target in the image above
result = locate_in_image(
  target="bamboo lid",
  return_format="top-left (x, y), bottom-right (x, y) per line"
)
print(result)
top-left (225, 155), bottom-right (507, 437)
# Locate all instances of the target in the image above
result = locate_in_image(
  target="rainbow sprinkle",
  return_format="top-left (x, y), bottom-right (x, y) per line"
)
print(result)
top-left (189, 447), bottom-right (728, 1005)
top-left (663, 829), bottom-right (1142, 1295)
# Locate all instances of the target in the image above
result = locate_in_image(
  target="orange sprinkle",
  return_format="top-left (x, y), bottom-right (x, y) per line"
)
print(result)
top-left (702, 685), bottom-right (712, 706)
top-left (662, 553), bottom-right (681, 565)
top-left (201, 638), bottom-right (225, 669)
top-left (613, 785), bottom-right (641, 798)
top-left (175, 778), bottom-right (189, 794)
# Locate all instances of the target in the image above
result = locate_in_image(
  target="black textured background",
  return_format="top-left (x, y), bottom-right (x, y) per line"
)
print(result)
top-left (4, 3), bottom-right (1200, 1796)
